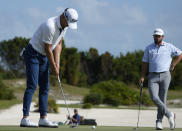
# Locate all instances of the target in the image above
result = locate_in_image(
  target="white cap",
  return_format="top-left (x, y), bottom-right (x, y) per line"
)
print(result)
top-left (64, 8), bottom-right (78, 29)
top-left (153, 28), bottom-right (164, 36)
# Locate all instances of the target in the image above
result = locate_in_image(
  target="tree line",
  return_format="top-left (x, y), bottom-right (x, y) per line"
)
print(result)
top-left (0, 37), bottom-right (181, 89)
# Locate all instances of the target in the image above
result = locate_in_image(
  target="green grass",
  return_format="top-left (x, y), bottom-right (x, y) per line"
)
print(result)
top-left (129, 84), bottom-right (182, 100)
top-left (59, 83), bottom-right (89, 97)
top-left (2, 79), bottom-right (90, 101)
top-left (167, 90), bottom-right (182, 100)
top-left (0, 79), bottom-right (89, 110)
top-left (47, 83), bottom-right (89, 101)
top-left (0, 126), bottom-right (181, 131)
top-left (141, 88), bottom-right (182, 107)
top-left (0, 100), bottom-right (22, 110)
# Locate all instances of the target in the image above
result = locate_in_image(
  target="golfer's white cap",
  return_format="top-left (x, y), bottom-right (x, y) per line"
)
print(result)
top-left (64, 8), bottom-right (78, 30)
top-left (153, 28), bottom-right (164, 36)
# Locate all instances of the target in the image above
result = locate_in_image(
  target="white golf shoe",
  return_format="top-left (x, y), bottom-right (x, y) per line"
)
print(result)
top-left (156, 121), bottom-right (163, 130)
top-left (20, 118), bottom-right (38, 127)
top-left (168, 112), bottom-right (175, 130)
top-left (38, 118), bottom-right (58, 128)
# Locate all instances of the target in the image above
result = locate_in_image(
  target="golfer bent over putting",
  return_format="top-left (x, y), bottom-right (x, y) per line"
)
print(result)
top-left (139, 28), bottom-right (182, 130)
top-left (20, 8), bottom-right (78, 128)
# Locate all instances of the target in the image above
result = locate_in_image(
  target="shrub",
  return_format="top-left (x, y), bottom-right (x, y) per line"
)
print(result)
top-left (0, 80), bottom-right (15, 100)
top-left (103, 94), bottom-right (120, 107)
top-left (140, 91), bottom-right (153, 106)
top-left (83, 93), bottom-right (103, 105)
top-left (47, 98), bottom-right (59, 113)
top-left (85, 80), bottom-right (152, 106)
top-left (34, 97), bottom-right (59, 113)
top-left (82, 103), bottom-right (93, 109)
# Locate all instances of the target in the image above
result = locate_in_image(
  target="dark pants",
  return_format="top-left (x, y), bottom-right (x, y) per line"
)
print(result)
top-left (23, 44), bottom-right (49, 116)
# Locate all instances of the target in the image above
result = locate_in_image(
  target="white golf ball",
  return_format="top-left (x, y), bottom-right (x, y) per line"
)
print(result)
top-left (92, 125), bottom-right (96, 129)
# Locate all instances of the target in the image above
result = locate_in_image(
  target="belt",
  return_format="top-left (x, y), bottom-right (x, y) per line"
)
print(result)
top-left (150, 71), bottom-right (168, 74)
top-left (28, 44), bottom-right (45, 57)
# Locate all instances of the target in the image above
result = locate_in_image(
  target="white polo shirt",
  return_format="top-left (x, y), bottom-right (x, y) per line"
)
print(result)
top-left (29, 16), bottom-right (67, 55)
top-left (142, 41), bottom-right (182, 72)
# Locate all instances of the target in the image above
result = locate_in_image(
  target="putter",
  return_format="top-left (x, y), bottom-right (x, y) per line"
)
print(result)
top-left (57, 76), bottom-right (77, 128)
top-left (133, 83), bottom-right (143, 130)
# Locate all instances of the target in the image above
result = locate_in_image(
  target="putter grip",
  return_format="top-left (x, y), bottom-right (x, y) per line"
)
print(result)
top-left (140, 83), bottom-right (143, 87)
top-left (58, 76), bottom-right (61, 84)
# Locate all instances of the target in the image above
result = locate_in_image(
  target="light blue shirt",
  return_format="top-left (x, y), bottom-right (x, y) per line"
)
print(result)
top-left (142, 41), bottom-right (182, 72)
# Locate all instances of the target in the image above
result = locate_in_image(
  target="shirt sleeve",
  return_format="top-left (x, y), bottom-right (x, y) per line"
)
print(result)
top-left (142, 47), bottom-right (149, 63)
top-left (170, 44), bottom-right (182, 56)
top-left (76, 115), bottom-right (80, 123)
top-left (42, 24), bottom-right (54, 44)
top-left (74, 114), bottom-right (80, 123)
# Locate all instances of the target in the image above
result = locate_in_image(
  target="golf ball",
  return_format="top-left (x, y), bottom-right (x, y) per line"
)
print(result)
top-left (92, 125), bottom-right (96, 129)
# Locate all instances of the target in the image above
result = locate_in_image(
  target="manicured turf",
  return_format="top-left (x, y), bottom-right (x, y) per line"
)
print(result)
top-left (0, 126), bottom-right (181, 131)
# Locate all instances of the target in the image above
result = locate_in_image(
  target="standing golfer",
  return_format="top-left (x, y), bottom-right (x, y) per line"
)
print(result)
top-left (20, 8), bottom-right (78, 128)
top-left (139, 28), bottom-right (182, 130)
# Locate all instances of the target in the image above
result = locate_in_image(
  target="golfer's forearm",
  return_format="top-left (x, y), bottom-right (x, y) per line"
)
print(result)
top-left (45, 44), bottom-right (57, 68)
top-left (172, 54), bottom-right (182, 66)
top-left (141, 62), bottom-right (148, 77)
top-left (53, 45), bottom-right (62, 68)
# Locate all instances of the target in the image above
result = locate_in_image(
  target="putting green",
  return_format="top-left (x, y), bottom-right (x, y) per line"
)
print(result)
top-left (0, 126), bottom-right (181, 131)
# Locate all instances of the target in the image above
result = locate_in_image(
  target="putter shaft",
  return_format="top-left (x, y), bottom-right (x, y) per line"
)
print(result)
top-left (136, 83), bottom-right (143, 129)
top-left (57, 76), bottom-right (74, 126)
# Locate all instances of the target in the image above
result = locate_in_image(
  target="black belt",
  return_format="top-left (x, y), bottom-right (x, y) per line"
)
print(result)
top-left (27, 44), bottom-right (45, 57)
top-left (150, 71), bottom-right (167, 74)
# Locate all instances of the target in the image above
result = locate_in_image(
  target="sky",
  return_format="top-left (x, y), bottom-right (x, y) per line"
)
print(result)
top-left (0, 0), bottom-right (182, 56)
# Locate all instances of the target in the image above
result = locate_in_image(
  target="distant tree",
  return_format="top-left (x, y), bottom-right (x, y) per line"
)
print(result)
top-left (99, 51), bottom-right (113, 81)
top-left (59, 40), bottom-right (66, 78)
top-left (80, 48), bottom-right (100, 85)
top-left (62, 47), bottom-right (80, 85)
top-left (0, 37), bottom-right (181, 90)
top-left (0, 37), bottom-right (29, 77)
top-left (113, 50), bottom-right (143, 85)
top-left (171, 62), bottom-right (182, 89)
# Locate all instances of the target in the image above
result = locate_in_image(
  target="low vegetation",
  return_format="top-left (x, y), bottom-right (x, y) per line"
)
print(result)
top-left (84, 80), bottom-right (153, 106)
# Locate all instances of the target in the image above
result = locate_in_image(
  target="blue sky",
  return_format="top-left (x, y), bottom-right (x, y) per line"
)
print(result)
top-left (0, 0), bottom-right (182, 56)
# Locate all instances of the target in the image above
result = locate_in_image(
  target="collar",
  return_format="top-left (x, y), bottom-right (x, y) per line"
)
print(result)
top-left (154, 41), bottom-right (165, 47)
top-left (56, 16), bottom-right (62, 29)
